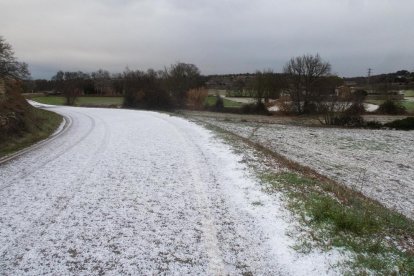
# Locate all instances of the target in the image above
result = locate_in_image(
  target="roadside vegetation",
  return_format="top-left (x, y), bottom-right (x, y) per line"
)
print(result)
top-left (264, 172), bottom-right (414, 274)
top-left (31, 96), bottom-right (123, 107)
top-left (196, 118), bottom-right (414, 275)
top-left (0, 107), bottom-right (62, 157)
top-left (204, 95), bottom-right (243, 108)
top-left (0, 36), bottom-right (62, 158)
top-left (404, 90), bottom-right (414, 97)
top-left (0, 81), bottom-right (62, 157)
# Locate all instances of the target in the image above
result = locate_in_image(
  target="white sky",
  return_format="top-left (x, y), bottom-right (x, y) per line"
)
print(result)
top-left (1, 0), bottom-right (413, 79)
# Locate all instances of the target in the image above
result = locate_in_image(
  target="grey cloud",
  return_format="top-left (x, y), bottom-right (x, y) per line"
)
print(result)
top-left (0, 0), bottom-right (413, 78)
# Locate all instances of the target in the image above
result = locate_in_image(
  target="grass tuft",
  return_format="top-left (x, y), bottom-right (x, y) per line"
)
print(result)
top-left (264, 171), bottom-right (414, 274)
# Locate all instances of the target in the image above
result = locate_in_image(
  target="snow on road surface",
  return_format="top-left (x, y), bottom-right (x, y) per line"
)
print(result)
top-left (0, 106), bottom-right (342, 275)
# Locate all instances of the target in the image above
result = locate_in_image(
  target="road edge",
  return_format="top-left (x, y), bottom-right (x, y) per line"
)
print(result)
top-left (0, 112), bottom-right (72, 165)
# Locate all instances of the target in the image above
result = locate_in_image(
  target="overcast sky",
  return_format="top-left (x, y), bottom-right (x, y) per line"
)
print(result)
top-left (1, 0), bottom-right (413, 79)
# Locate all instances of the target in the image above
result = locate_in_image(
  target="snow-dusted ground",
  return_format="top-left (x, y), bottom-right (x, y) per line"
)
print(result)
top-left (193, 117), bottom-right (414, 220)
top-left (364, 103), bottom-right (379, 112)
top-left (0, 105), bottom-right (343, 275)
top-left (223, 97), bottom-right (256, 104)
top-left (266, 103), bottom-right (379, 113)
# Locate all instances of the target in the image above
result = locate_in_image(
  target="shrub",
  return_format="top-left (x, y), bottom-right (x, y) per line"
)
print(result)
top-left (241, 102), bottom-right (270, 115)
top-left (346, 103), bottom-right (366, 115)
top-left (122, 71), bottom-right (173, 110)
top-left (365, 120), bottom-right (383, 129)
top-left (377, 100), bottom-right (406, 115)
top-left (186, 88), bottom-right (208, 110)
top-left (332, 114), bottom-right (364, 127)
top-left (277, 95), bottom-right (293, 114)
top-left (384, 117), bottom-right (414, 130)
top-left (214, 95), bottom-right (224, 112)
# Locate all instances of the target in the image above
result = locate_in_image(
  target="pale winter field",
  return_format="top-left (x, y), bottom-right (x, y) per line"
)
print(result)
top-left (193, 117), bottom-right (414, 220)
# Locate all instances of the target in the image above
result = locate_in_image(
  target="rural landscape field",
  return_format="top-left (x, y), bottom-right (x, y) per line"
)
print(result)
top-left (1, 0), bottom-right (414, 275)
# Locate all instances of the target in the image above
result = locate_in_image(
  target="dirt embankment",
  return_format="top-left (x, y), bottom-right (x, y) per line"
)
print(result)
top-left (0, 79), bottom-right (32, 136)
top-left (0, 79), bottom-right (62, 157)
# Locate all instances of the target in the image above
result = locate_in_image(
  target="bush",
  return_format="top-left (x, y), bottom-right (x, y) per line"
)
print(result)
top-left (241, 102), bottom-right (270, 115)
top-left (214, 95), bottom-right (224, 112)
top-left (186, 88), bottom-right (208, 110)
top-left (384, 117), bottom-right (414, 130)
top-left (365, 120), bottom-right (383, 129)
top-left (377, 100), bottom-right (406, 115)
top-left (122, 71), bottom-right (173, 110)
top-left (346, 103), bottom-right (366, 115)
top-left (332, 114), bottom-right (364, 127)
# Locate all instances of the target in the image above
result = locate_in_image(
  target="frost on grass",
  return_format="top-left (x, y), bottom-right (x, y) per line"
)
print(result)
top-left (194, 117), bottom-right (414, 220)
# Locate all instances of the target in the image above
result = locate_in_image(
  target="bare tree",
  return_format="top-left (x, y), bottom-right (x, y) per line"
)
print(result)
top-left (248, 70), bottom-right (287, 105)
top-left (52, 71), bottom-right (88, 105)
top-left (162, 63), bottom-right (202, 107)
top-left (0, 36), bottom-right (30, 80)
top-left (283, 54), bottom-right (331, 113)
top-left (91, 69), bottom-right (112, 95)
top-left (122, 68), bottom-right (172, 110)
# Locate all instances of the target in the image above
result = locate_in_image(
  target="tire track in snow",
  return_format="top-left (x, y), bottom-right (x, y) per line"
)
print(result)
top-left (0, 111), bottom-right (96, 192)
top-left (0, 114), bottom-right (111, 272)
top-left (158, 115), bottom-right (285, 274)
top-left (152, 114), bottom-right (226, 275)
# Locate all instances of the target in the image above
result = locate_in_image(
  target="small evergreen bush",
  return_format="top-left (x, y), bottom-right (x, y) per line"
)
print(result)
top-left (384, 117), bottom-right (414, 130)
top-left (377, 100), bottom-right (406, 115)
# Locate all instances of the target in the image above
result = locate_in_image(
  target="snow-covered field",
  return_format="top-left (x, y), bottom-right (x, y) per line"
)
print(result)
top-left (0, 105), bottom-right (343, 275)
top-left (193, 117), bottom-right (414, 220)
top-left (223, 97), bottom-right (256, 104)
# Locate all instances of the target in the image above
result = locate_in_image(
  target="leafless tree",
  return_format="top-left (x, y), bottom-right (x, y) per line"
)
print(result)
top-left (91, 69), bottom-right (112, 95)
top-left (162, 63), bottom-right (202, 107)
top-left (122, 68), bottom-right (172, 110)
top-left (248, 70), bottom-right (287, 105)
top-left (0, 36), bottom-right (30, 80)
top-left (283, 54), bottom-right (331, 113)
top-left (52, 71), bottom-right (88, 105)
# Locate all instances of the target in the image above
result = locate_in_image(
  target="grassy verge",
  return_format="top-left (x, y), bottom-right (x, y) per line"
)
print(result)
top-left (365, 100), bottom-right (385, 106)
top-left (366, 99), bottom-right (414, 113)
top-left (263, 172), bottom-right (414, 274)
top-left (401, 100), bottom-right (414, 113)
top-left (0, 107), bottom-right (62, 157)
top-left (31, 96), bottom-right (123, 107)
top-left (204, 96), bottom-right (243, 108)
top-left (191, 117), bottom-right (414, 275)
top-left (404, 90), bottom-right (414, 97)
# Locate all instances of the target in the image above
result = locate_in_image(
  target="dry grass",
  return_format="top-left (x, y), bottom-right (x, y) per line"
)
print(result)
top-left (186, 88), bottom-right (209, 110)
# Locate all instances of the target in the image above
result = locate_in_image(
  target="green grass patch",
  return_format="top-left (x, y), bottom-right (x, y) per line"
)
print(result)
top-left (384, 117), bottom-right (414, 130)
top-left (365, 100), bottom-right (385, 106)
top-left (204, 96), bottom-right (243, 108)
top-left (366, 99), bottom-right (414, 113)
top-left (0, 107), bottom-right (62, 157)
top-left (403, 90), bottom-right (414, 97)
top-left (32, 96), bottom-right (123, 107)
top-left (262, 172), bottom-right (414, 274)
top-left (401, 101), bottom-right (414, 113)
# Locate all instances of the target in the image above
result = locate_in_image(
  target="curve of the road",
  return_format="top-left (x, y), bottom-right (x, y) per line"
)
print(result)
top-left (0, 105), bottom-right (341, 275)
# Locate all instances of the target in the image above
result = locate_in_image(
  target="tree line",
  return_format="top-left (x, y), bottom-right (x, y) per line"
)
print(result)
top-left (32, 54), bottom-right (345, 113)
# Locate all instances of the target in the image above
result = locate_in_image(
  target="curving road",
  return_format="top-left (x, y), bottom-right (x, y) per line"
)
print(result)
top-left (0, 105), bottom-right (338, 275)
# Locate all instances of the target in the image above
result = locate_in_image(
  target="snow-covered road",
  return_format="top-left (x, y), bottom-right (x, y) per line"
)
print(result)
top-left (0, 106), bottom-right (341, 275)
